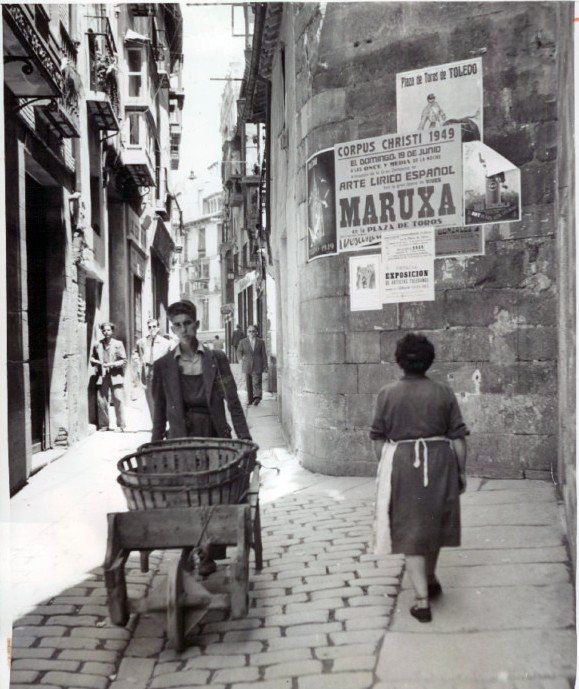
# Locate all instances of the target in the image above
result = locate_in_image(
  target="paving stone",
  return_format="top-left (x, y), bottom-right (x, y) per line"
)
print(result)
top-left (39, 637), bottom-right (100, 650)
top-left (26, 605), bottom-right (77, 616)
top-left (60, 650), bottom-right (118, 663)
top-left (268, 634), bottom-right (329, 651)
top-left (212, 666), bottom-right (260, 683)
top-left (315, 644), bottom-right (378, 660)
top-left (435, 563), bottom-right (570, 588)
top-left (11, 658), bottom-right (80, 672)
top-left (336, 606), bottom-right (392, 620)
top-left (231, 680), bottom-right (291, 689)
top-left (265, 610), bottom-right (329, 627)
top-left (330, 629), bottom-right (386, 646)
top-left (11, 647), bottom-right (55, 660)
top-left (103, 640), bottom-right (128, 652)
top-left (286, 598), bottom-right (343, 614)
top-left (41, 671), bottom-right (109, 689)
top-left (311, 586), bottom-right (364, 600)
top-left (333, 656), bottom-right (376, 671)
top-left (9, 671), bottom-right (40, 684)
top-left (83, 661), bottom-right (117, 676)
top-left (149, 670), bottom-right (211, 687)
top-left (348, 595), bottom-right (393, 608)
top-left (124, 637), bottom-right (165, 656)
top-left (254, 578), bottom-right (303, 590)
top-left (298, 672), bottom-right (374, 689)
top-left (15, 626), bottom-right (68, 638)
top-left (438, 546), bottom-right (568, 567)
top-left (249, 648), bottom-right (313, 666)
top-left (203, 641), bottom-right (263, 655)
top-left (265, 659), bottom-right (323, 678)
top-left (115, 657), bottom-right (156, 683)
top-left (184, 654), bottom-right (246, 670)
top-left (12, 637), bottom-right (36, 648)
top-left (277, 566), bottom-right (327, 580)
top-left (251, 593), bottom-right (308, 607)
top-left (72, 627), bottom-right (131, 640)
top-left (57, 597), bottom-right (108, 606)
top-left (46, 615), bottom-right (100, 627)
top-left (345, 616), bottom-right (389, 631)
top-left (153, 662), bottom-right (180, 676)
top-left (367, 585), bottom-right (399, 596)
top-left (285, 622), bottom-right (342, 636)
top-left (249, 588), bottom-right (286, 599)
top-left (79, 605), bottom-right (110, 616)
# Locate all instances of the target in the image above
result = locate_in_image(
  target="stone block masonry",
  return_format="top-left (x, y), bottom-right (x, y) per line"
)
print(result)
top-left (269, 2), bottom-right (569, 478)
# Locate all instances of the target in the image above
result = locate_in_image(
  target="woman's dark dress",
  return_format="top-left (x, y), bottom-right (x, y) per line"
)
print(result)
top-left (370, 374), bottom-right (469, 555)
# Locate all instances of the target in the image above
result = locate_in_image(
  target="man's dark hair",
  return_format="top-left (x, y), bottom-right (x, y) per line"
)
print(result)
top-left (167, 300), bottom-right (197, 321)
top-left (100, 321), bottom-right (115, 332)
top-left (214, 335), bottom-right (220, 339)
top-left (395, 333), bottom-right (435, 375)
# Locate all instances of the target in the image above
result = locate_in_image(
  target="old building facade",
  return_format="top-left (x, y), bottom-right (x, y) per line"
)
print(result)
top-left (244, 3), bottom-right (575, 557)
top-left (4, 3), bottom-right (184, 493)
top-left (221, 20), bottom-right (277, 380)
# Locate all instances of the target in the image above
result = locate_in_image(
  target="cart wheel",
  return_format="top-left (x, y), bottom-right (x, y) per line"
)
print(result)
top-left (167, 551), bottom-right (187, 652)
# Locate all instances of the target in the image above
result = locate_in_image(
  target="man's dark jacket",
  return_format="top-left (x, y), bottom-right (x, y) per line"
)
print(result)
top-left (237, 337), bottom-right (268, 375)
top-left (151, 347), bottom-right (251, 441)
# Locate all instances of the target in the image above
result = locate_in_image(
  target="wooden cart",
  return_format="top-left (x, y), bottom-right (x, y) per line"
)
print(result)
top-left (104, 439), bottom-right (261, 651)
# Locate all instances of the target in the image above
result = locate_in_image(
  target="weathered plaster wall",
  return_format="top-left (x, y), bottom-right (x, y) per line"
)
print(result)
top-left (554, 4), bottom-right (575, 567)
top-left (270, 2), bottom-right (571, 479)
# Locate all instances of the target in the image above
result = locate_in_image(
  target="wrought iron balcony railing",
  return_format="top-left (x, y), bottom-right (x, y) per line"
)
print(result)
top-left (86, 14), bottom-right (120, 128)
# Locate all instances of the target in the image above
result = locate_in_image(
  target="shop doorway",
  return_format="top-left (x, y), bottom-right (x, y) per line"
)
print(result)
top-left (25, 175), bottom-right (49, 452)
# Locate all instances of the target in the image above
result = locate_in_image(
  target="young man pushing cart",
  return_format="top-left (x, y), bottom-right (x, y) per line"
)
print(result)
top-left (151, 300), bottom-right (252, 443)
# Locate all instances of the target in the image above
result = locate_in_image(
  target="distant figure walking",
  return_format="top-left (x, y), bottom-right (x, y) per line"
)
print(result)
top-left (90, 322), bottom-right (127, 432)
top-left (231, 323), bottom-right (244, 352)
top-left (213, 335), bottom-right (224, 351)
top-left (237, 326), bottom-right (268, 406)
top-left (370, 333), bottom-right (468, 623)
top-left (134, 317), bottom-right (172, 420)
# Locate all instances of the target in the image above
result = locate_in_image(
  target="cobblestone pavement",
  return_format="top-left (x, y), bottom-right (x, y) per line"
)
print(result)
top-left (9, 387), bottom-right (576, 689)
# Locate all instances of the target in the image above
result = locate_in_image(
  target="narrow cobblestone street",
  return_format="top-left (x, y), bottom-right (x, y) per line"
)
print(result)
top-left (9, 379), bottom-right (576, 689)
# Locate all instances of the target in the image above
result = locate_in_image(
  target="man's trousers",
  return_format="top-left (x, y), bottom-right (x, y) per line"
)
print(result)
top-left (245, 372), bottom-right (263, 404)
top-left (97, 375), bottom-right (126, 430)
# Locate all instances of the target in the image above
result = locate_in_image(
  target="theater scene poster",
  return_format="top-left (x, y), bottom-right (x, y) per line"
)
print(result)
top-left (306, 148), bottom-right (337, 261)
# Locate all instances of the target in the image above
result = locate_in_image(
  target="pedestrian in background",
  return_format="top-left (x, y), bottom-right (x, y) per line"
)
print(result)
top-left (231, 323), bottom-right (244, 352)
top-left (213, 335), bottom-right (224, 351)
top-left (134, 317), bottom-right (172, 421)
top-left (237, 325), bottom-right (268, 406)
top-left (90, 322), bottom-right (127, 432)
top-left (370, 333), bottom-right (468, 623)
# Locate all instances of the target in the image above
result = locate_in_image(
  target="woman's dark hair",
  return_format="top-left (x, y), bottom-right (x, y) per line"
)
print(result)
top-left (167, 300), bottom-right (197, 321)
top-left (395, 333), bottom-right (435, 374)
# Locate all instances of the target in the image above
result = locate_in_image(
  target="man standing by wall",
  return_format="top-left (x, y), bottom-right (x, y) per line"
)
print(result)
top-left (90, 323), bottom-right (127, 432)
top-left (134, 318), bottom-right (173, 421)
top-left (237, 326), bottom-right (268, 406)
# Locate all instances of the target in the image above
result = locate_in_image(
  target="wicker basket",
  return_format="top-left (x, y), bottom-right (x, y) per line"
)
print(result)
top-left (117, 437), bottom-right (258, 511)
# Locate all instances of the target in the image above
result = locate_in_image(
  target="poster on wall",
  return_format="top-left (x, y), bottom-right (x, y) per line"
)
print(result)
top-left (463, 141), bottom-right (521, 225)
top-left (306, 148), bottom-right (337, 261)
top-left (381, 227), bottom-right (435, 303)
top-left (435, 225), bottom-right (484, 257)
top-left (334, 125), bottom-right (463, 253)
top-left (396, 57), bottom-right (483, 142)
top-left (349, 254), bottom-right (382, 311)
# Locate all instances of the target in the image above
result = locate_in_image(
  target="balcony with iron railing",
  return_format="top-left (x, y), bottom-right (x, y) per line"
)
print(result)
top-left (86, 14), bottom-right (120, 131)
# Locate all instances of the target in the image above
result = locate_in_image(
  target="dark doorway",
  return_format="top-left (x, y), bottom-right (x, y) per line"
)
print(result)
top-left (25, 175), bottom-right (49, 452)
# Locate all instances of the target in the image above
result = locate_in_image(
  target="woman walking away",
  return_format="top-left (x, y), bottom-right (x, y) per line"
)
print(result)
top-left (370, 333), bottom-right (469, 623)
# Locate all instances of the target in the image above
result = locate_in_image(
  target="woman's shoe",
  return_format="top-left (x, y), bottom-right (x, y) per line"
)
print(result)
top-left (410, 597), bottom-right (432, 623)
top-left (428, 578), bottom-right (442, 599)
